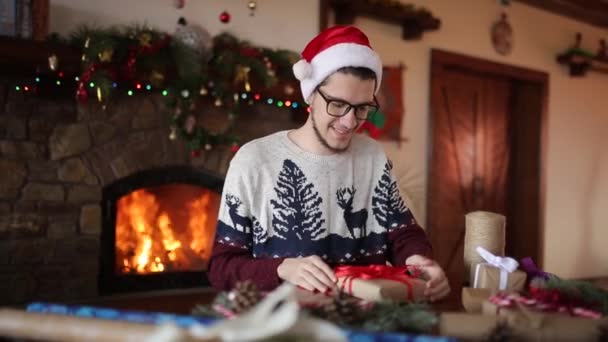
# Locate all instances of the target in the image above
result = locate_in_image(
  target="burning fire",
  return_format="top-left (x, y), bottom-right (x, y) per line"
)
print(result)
top-left (115, 184), bottom-right (219, 274)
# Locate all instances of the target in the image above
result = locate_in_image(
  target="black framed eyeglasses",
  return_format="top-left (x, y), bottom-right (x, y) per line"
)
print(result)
top-left (316, 89), bottom-right (379, 121)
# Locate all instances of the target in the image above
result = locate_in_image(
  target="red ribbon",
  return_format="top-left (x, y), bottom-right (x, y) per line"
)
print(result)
top-left (334, 264), bottom-right (421, 301)
top-left (489, 291), bottom-right (603, 319)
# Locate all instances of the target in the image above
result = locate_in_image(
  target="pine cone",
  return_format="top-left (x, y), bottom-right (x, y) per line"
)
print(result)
top-left (227, 280), bottom-right (262, 314)
top-left (318, 293), bottom-right (362, 325)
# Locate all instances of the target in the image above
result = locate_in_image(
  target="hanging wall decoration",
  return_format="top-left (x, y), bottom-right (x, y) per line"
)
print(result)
top-left (357, 65), bottom-right (405, 142)
top-left (326, 0), bottom-right (440, 40)
top-left (247, 0), bottom-right (257, 16)
top-left (491, 13), bottom-right (513, 56)
top-left (557, 33), bottom-right (608, 76)
top-left (490, 0), bottom-right (513, 56)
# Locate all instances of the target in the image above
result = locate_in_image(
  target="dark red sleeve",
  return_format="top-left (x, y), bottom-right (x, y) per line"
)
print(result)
top-left (207, 240), bottom-right (285, 291)
top-left (388, 222), bottom-right (433, 266)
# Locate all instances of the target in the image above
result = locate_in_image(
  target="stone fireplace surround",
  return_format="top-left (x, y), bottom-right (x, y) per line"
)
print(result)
top-left (0, 88), bottom-right (300, 305)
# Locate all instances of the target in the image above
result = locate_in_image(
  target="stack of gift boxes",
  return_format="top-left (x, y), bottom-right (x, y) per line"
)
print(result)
top-left (440, 246), bottom-right (608, 341)
top-left (262, 248), bottom-right (608, 341)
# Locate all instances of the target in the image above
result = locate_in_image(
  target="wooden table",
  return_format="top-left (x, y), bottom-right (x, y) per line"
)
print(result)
top-left (75, 281), bottom-right (463, 315)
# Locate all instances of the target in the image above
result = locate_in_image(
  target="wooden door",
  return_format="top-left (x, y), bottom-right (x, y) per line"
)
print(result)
top-left (428, 64), bottom-right (512, 284)
top-left (506, 82), bottom-right (543, 260)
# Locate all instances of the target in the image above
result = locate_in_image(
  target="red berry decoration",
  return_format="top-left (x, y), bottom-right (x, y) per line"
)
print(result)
top-left (219, 11), bottom-right (231, 24)
top-left (230, 143), bottom-right (240, 153)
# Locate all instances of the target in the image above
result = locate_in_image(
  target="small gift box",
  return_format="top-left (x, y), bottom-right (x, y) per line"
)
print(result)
top-left (474, 264), bottom-right (526, 293)
top-left (462, 287), bottom-right (492, 313)
top-left (473, 247), bottom-right (526, 293)
top-left (334, 265), bottom-right (427, 303)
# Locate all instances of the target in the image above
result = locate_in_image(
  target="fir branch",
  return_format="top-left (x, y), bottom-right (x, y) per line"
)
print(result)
top-left (351, 302), bottom-right (437, 334)
top-left (543, 277), bottom-right (608, 315)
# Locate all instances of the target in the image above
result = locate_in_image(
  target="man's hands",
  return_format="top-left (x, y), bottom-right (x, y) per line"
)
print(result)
top-left (277, 254), bottom-right (449, 302)
top-left (277, 256), bottom-right (337, 293)
top-left (406, 254), bottom-right (450, 302)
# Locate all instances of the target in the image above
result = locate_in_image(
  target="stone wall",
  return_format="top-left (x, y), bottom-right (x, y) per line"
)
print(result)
top-left (0, 88), bottom-right (300, 305)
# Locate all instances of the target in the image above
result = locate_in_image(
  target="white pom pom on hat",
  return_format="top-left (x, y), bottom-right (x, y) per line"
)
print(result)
top-left (293, 25), bottom-right (382, 103)
top-left (292, 59), bottom-right (312, 81)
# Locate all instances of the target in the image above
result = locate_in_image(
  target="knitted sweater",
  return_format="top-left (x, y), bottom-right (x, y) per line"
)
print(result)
top-left (208, 130), bottom-right (432, 291)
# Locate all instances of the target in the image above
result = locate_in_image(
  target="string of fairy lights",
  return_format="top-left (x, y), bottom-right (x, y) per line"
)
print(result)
top-left (11, 72), bottom-right (309, 114)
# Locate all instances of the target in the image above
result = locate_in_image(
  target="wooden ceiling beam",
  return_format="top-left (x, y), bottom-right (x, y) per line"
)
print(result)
top-left (514, 0), bottom-right (608, 28)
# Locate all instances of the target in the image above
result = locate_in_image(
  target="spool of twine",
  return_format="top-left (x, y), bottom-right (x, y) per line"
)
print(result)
top-left (463, 211), bottom-right (506, 285)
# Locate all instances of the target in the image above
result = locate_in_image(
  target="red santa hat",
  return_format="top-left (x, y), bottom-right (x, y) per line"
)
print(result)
top-left (293, 25), bottom-right (383, 103)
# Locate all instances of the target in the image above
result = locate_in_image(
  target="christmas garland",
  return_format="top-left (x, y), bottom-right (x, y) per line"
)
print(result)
top-left (530, 277), bottom-right (608, 316)
top-left (66, 23), bottom-right (303, 153)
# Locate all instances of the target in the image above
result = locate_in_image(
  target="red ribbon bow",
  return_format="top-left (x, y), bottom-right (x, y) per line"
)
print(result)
top-left (334, 264), bottom-right (421, 301)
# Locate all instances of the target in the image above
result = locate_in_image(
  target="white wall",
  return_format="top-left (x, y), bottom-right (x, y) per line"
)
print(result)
top-left (358, 0), bottom-right (608, 280)
top-left (49, 0), bottom-right (608, 279)
top-left (49, 0), bottom-right (318, 52)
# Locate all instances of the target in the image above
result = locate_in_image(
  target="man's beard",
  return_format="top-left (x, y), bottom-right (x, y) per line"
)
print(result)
top-left (311, 112), bottom-right (349, 153)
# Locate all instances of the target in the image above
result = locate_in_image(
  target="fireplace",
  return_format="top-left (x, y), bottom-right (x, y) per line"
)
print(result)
top-left (0, 85), bottom-right (300, 305)
top-left (99, 165), bottom-right (223, 294)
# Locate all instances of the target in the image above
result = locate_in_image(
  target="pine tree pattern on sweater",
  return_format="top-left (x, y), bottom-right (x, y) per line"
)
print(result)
top-left (214, 131), bottom-right (420, 264)
top-left (270, 159), bottom-right (326, 241)
top-left (372, 160), bottom-right (410, 232)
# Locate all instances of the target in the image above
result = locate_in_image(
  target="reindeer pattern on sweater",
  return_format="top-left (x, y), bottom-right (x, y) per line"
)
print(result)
top-left (214, 131), bottom-right (416, 263)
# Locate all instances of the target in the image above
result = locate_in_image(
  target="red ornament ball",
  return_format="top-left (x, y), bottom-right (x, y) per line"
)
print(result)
top-left (230, 143), bottom-right (240, 153)
top-left (174, 0), bottom-right (185, 9)
top-left (219, 11), bottom-right (231, 23)
top-left (191, 149), bottom-right (201, 158)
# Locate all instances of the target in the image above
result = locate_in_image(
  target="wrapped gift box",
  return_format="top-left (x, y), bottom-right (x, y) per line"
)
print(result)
top-left (337, 277), bottom-right (427, 303)
top-left (474, 263), bottom-right (526, 293)
top-left (440, 311), bottom-right (607, 342)
top-left (481, 292), bottom-right (605, 319)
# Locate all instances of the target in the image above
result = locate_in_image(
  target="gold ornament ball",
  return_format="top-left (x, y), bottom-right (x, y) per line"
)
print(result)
top-left (139, 33), bottom-right (152, 47)
top-left (214, 98), bottom-right (222, 107)
top-left (48, 54), bottom-right (59, 71)
top-left (98, 49), bottom-right (114, 62)
top-left (204, 143), bottom-right (213, 151)
top-left (200, 87), bottom-right (208, 95)
top-left (150, 70), bottom-right (165, 88)
top-left (284, 84), bottom-right (295, 95)
top-left (248, 0), bottom-right (257, 16)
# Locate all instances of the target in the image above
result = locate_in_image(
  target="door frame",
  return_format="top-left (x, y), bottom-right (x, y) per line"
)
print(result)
top-left (428, 49), bottom-right (549, 267)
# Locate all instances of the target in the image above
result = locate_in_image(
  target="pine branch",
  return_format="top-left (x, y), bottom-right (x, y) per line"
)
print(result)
top-left (352, 302), bottom-right (437, 334)
top-left (543, 277), bottom-right (608, 314)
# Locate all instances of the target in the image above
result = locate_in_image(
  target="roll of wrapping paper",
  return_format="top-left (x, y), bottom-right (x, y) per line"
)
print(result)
top-left (463, 211), bottom-right (506, 286)
top-left (0, 308), bottom-right (218, 342)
